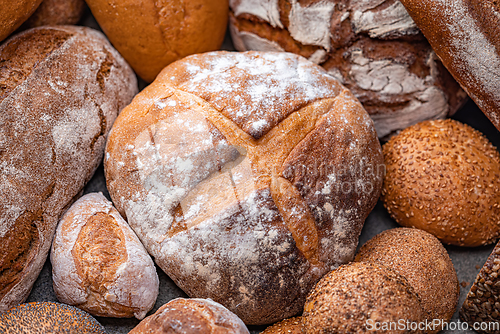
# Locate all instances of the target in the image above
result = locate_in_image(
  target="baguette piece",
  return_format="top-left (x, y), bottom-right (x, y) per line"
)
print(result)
top-left (0, 26), bottom-right (137, 311)
top-left (399, 0), bottom-right (500, 132)
top-left (51, 193), bottom-right (159, 320)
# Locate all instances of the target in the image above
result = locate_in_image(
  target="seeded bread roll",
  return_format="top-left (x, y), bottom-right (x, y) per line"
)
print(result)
top-left (262, 317), bottom-right (303, 334)
top-left (0, 302), bottom-right (106, 333)
top-left (20, 0), bottom-right (86, 29)
top-left (0, 26), bottom-right (137, 311)
top-left (399, 0), bottom-right (500, 133)
top-left (229, 0), bottom-right (467, 139)
top-left (382, 119), bottom-right (500, 246)
top-left (129, 298), bottom-right (249, 334)
top-left (355, 228), bottom-right (459, 327)
top-left (303, 262), bottom-right (427, 333)
top-left (85, 0), bottom-right (229, 82)
top-left (105, 51), bottom-right (384, 324)
top-left (0, 0), bottom-right (43, 41)
top-left (460, 241), bottom-right (500, 332)
top-left (51, 193), bottom-right (159, 320)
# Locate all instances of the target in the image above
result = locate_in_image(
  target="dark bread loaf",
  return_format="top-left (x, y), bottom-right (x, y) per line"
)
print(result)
top-left (0, 26), bottom-right (137, 311)
top-left (0, 0), bottom-right (43, 41)
top-left (399, 0), bottom-right (500, 132)
top-left (105, 51), bottom-right (383, 324)
top-left (20, 0), bottom-right (86, 29)
top-left (229, 0), bottom-right (468, 139)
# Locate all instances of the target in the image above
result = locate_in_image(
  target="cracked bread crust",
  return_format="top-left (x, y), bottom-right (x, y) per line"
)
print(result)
top-left (104, 51), bottom-right (383, 325)
top-left (85, 0), bottom-right (229, 82)
top-left (0, 26), bottom-right (137, 311)
top-left (229, 0), bottom-right (467, 139)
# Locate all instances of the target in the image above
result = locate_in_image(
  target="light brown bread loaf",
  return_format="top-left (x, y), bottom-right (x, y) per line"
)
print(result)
top-left (262, 317), bottom-right (303, 334)
top-left (51, 193), bottom-right (159, 320)
top-left (0, 26), bottom-right (137, 311)
top-left (0, 0), bottom-right (43, 41)
top-left (129, 298), bottom-right (249, 334)
top-left (229, 0), bottom-right (467, 139)
top-left (85, 0), bottom-right (229, 82)
top-left (105, 51), bottom-right (384, 324)
top-left (399, 0), bottom-right (500, 133)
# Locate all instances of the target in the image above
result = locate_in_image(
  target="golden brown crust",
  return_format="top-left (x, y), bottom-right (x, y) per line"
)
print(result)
top-left (355, 228), bottom-right (459, 325)
top-left (20, 0), bottom-right (86, 29)
top-left (85, 0), bottom-right (229, 82)
top-left (105, 51), bottom-right (383, 324)
top-left (262, 317), bottom-right (303, 334)
top-left (129, 298), bottom-right (249, 334)
top-left (460, 240), bottom-right (500, 332)
top-left (0, 26), bottom-right (137, 311)
top-left (0, 302), bottom-right (106, 333)
top-left (0, 0), bottom-right (43, 42)
top-left (303, 262), bottom-right (427, 334)
top-left (382, 119), bottom-right (500, 247)
top-left (399, 0), bottom-right (500, 132)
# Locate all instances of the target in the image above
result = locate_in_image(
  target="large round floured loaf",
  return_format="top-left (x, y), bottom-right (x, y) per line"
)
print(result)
top-left (51, 193), bottom-right (159, 320)
top-left (399, 0), bottom-right (500, 133)
top-left (229, 0), bottom-right (467, 139)
top-left (105, 51), bottom-right (384, 324)
top-left (0, 26), bottom-right (138, 311)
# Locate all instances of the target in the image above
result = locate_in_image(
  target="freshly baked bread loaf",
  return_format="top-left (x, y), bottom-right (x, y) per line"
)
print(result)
top-left (302, 262), bottom-right (427, 333)
top-left (262, 317), bottom-right (303, 334)
top-left (355, 228), bottom-right (459, 327)
top-left (129, 298), bottom-right (249, 334)
top-left (0, 302), bottom-right (106, 333)
top-left (0, 26), bottom-right (137, 311)
top-left (399, 0), bottom-right (500, 133)
top-left (51, 193), bottom-right (159, 319)
top-left (20, 0), bottom-right (86, 29)
top-left (0, 0), bottom-right (42, 41)
top-left (229, 0), bottom-right (467, 139)
top-left (461, 241), bottom-right (500, 332)
top-left (105, 51), bottom-right (384, 324)
top-left (85, 0), bottom-right (229, 82)
top-left (382, 119), bottom-right (500, 246)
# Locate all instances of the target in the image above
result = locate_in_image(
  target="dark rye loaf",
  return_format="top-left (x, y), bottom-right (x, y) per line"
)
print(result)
top-left (0, 25), bottom-right (137, 311)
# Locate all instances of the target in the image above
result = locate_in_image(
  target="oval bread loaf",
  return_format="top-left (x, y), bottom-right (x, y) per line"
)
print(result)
top-left (229, 0), bottom-right (467, 139)
top-left (105, 51), bottom-right (384, 324)
top-left (0, 26), bottom-right (137, 311)
top-left (129, 298), bottom-right (249, 334)
top-left (85, 0), bottom-right (229, 82)
top-left (51, 193), bottom-right (159, 320)
top-left (20, 0), bottom-right (86, 30)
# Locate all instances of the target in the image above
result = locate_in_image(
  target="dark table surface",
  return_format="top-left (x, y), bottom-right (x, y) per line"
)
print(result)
top-left (24, 9), bottom-right (500, 334)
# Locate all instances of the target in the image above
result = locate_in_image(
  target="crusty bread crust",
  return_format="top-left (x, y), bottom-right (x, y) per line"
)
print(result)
top-left (105, 51), bottom-right (383, 324)
top-left (0, 0), bottom-right (43, 42)
top-left (20, 0), bottom-right (86, 29)
top-left (0, 26), bottom-right (137, 311)
top-left (400, 0), bottom-right (500, 132)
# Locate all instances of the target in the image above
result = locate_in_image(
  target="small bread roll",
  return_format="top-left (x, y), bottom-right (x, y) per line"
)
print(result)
top-left (262, 317), bottom-right (303, 334)
top-left (303, 262), bottom-right (427, 333)
top-left (382, 119), bottom-right (500, 246)
top-left (355, 228), bottom-right (459, 325)
top-left (51, 193), bottom-right (159, 320)
top-left (129, 298), bottom-right (249, 334)
top-left (21, 0), bottom-right (86, 29)
top-left (0, 302), bottom-right (106, 333)
top-left (461, 241), bottom-right (500, 332)
top-left (0, 0), bottom-right (42, 41)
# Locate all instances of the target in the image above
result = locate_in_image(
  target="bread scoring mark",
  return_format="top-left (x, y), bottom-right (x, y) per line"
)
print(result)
top-left (348, 49), bottom-right (448, 138)
top-left (351, 0), bottom-right (418, 38)
top-left (230, 0), bottom-right (283, 28)
top-left (287, 0), bottom-right (335, 51)
top-left (229, 27), bottom-right (285, 53)
top-left (152, 0), bottom-right (184, 59)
